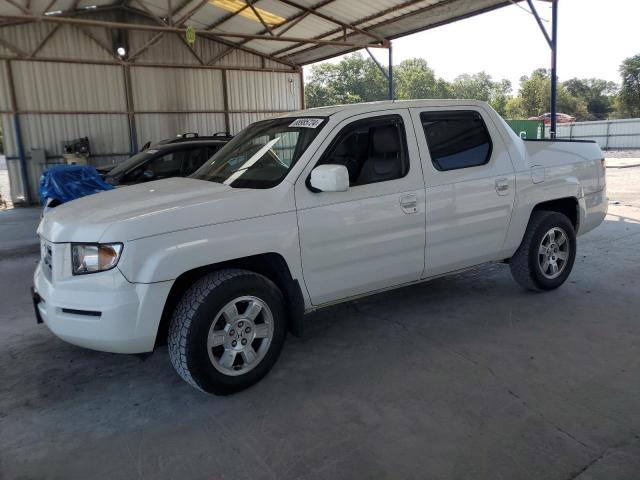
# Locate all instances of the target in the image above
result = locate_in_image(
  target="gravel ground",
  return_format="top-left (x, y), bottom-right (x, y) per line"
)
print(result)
top-left (604, 149), bottom-right (640, 159)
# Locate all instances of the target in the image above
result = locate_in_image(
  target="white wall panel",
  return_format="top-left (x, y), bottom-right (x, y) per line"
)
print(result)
top-left (0, 61), bottom-right (11, 111)
top-left (12, 61), bottom-right (126, 112)
top-left (135, 113), bottom-right (227, 144)
top-left (135, 32), bottom-right (201, 65)
top-left (227, 71), bottom-right (301, 112)
top-left (229, 112), bottom-right (279, 134)
top-left (37, 24), bottom-right (116, 62)
top-left (19, 114), bottom-right (130, 156)
top-left (131, 66), bottom-right (224, 111)
top-left (1, 114), bottom-right (16, 157)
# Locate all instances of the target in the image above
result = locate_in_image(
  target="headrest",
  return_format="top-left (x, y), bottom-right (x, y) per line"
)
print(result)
top-left (374, 157), bottom-right (397, 175)
top-left (372, 125), bottom-right (400, 154)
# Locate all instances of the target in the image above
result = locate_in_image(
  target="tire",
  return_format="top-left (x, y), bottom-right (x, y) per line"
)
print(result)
top-left (168, 268), bottom-right (287, 395)
top-left (509, 210), bottom-right (577, 291)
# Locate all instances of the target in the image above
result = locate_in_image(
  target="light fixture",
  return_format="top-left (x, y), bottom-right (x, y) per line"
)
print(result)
top-left (116, 46), bottom-right (126, 57)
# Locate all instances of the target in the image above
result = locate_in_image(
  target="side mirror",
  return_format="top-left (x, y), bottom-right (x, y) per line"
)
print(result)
top-left (310, 164), bottom-right (349, 192)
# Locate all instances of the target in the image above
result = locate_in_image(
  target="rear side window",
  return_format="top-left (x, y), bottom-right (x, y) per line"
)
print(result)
top-left (420, 111), bottom-right (492, 171)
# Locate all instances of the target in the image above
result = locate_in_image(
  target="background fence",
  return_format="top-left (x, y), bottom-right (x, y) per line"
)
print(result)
top-left (548, 118), bottom-right (640, 150)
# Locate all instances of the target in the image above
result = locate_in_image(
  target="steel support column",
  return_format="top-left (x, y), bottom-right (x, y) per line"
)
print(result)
top-left (388, 41), bottom-right (394, 101)
top-left (5, 60), bottom-right (30, 204)
top-left (122, 64), bottom-right (139, 153)
top-left (527, 0), bottom-right (559, 138)
top-left (549, 0), bottom-right (558, 138)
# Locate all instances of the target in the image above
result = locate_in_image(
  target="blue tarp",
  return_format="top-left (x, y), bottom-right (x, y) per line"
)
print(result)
top-left (39, 164), bottom-right (114, 206)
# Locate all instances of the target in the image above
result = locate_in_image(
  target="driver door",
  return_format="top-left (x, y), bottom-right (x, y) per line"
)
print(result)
top-left (295, 110), bottom-right (426, 306)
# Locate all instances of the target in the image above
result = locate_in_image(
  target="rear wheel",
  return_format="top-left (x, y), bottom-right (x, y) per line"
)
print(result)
top-left (510, 211), bottom-right (577, 291)
top-left (168, 269), bottom-right (287, 395)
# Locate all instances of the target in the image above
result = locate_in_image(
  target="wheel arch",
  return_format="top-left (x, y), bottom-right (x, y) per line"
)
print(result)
top-left (531, 196), bottom-right (579, 230)
top-left (155, 252), bottom-right (304, 349)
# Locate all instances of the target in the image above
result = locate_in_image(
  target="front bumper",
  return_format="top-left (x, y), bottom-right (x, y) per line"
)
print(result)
top-left (33, 260), bottom-right (173, 354)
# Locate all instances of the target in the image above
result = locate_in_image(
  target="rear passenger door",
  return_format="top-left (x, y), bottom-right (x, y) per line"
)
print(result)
top-left (410, 107), bottom-right (516, 277)
top-left (295, 111), bottom-right (426, 306)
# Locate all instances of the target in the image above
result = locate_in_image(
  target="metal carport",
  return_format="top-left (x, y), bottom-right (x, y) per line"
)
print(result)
top-left (0, 0), bottom-right (556, 204)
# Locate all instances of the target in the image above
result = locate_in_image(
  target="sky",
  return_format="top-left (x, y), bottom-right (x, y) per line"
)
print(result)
top-left (304, 0), bottom-right (639, 92)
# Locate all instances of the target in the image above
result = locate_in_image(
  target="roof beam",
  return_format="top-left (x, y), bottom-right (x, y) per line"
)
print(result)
top-left (174, 31), bottom-right (205, 64)
top-left (127, 31), bottom-right (165, 60)
top-left (278, 0), bottom-right (520, 61)
top-left (275, 10), bottom-right (308, 37)
top-left (0, 14), bottom-right (386, 50)
top-left (28, 23), bottom-right (60, 57)
top-left (4, 0), bottom-right (31, 15)
top-left (173, 0), bottom-right (209, 26)
top-left (276, 0), bottom-right (386, 43)
top-left (206, 0), bottom-right (335, 65)
top-left (0, 35), bottom-right (28, 56)
top-left (123, 5), bottom-right (297, 67)
top-left (205, 3), bottom-right (251, 30)
top-left (246, 0), bottom-right (275, 36)
top-left (41, 0), bottom-right (58, 14)
top-left (273, 0), bottom-right (455, 58)
top-left (73, 24), bottom-right (121, 60)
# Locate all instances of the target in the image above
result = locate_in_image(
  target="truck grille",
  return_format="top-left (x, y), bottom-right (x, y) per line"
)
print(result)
top-left (41, 240), bottom-right (53, 282)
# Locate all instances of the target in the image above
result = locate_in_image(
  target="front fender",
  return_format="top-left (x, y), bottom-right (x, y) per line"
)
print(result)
top-left (117, 212), bottom-right (303, 285)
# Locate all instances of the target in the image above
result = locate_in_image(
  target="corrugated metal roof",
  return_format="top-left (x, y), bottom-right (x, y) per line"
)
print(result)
top-left (1, 0), bottom-right (519, 66)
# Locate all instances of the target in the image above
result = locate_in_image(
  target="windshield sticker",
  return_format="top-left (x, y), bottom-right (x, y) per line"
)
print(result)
top-left (289, 118), bottom-right (323, 129)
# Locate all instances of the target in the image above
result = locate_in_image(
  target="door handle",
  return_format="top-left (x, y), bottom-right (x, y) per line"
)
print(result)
top-left (495, 178), bottom-right (510, 196)
top-left (400, 193), bottom-right (418, 214)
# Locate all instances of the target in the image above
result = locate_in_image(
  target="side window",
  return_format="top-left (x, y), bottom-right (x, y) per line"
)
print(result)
top-left (420, 111), bottom-right (492, 171)
top-left (317, 115), bottom-right (409, 187)
top-left (182, 148), bottom-right (206, 176)
top-left (147, 151), bottom-right (182, 179)
top-left (123, 151), bottom-right (182, 183)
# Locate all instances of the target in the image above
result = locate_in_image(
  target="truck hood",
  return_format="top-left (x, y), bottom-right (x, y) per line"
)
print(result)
top-left (39, 177), bottom-right (293, 243)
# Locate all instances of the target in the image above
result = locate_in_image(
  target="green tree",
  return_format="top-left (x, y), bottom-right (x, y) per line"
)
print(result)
top-left (616, 54), bottom-right (640, 118)
top-left (514, 69), bottom-right (588, 120)
top-left (564, 78), bottom-right (618, 120)
top-left (450, 72), bottom-right (511, 116)
top-left (452, 71), bottom-right (495, 101)
top-left (394, 58), bottom-right (453, 100)
top-left (304, 53), bottom-right (387, 108)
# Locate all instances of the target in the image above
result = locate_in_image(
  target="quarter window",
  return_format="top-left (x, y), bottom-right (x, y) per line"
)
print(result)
top-left (317, 115), bottom-right (409, 187)
top-left (420, 111), bottom-right (492, 171)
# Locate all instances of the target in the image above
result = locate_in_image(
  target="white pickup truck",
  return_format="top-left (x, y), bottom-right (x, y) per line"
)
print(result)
top-left (33, 100), bottom-right (607, 394)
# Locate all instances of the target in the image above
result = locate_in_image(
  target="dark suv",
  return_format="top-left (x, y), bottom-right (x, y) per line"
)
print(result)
top-left (100, 136), bottom-right (230, 186)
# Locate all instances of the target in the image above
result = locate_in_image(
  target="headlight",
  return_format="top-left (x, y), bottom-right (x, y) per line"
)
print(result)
top-left (72, 243), bottom-right (123, 275)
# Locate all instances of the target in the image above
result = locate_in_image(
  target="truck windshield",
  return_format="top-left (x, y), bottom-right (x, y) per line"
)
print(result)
top-left (191, 117), bottom-right (326, 189)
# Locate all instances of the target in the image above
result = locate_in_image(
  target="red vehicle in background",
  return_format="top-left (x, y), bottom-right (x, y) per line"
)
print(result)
top-left (529, 112), bottom-right (576, 125)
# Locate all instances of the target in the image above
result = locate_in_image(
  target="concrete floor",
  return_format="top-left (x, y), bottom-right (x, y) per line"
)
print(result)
top-left (1, 168), bottom-right (639, 480)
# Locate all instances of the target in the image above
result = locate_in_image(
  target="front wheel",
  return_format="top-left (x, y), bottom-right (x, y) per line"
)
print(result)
top-left (168, 269), bottom-right (287, 395)
top-left (509, 211), bottom-right (577, 291)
